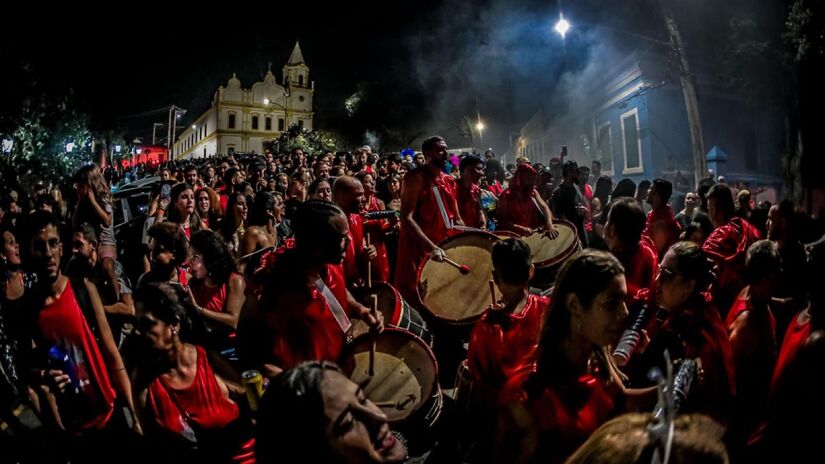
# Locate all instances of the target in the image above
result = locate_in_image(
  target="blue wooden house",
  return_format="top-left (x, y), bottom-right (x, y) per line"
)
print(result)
top-left (516, 50), bottom-right (784, 202)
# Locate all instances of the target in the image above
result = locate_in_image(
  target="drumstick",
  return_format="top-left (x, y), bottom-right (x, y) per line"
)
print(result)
top-left (369, 294), bottom-right (378, 377)
top-left (489, 280), bottom-right (496, 307)
top-left (366, 233), bottom-right (372, 289)
top-left (443, 257), bottom-right (471, 275)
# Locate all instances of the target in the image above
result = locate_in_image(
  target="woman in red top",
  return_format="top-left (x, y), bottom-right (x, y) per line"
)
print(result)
top-left (166, 183), bottom-right (204, 240)
top-left (187, 230), bottom-right (246, 354)
top-left (494, 250), bottom-right (630, 464)
top-left (220, 192), bottom-right (249, 258)
top-left (134, 283), bottom-right (254, 463)
top-left (356, 172), bottom-right (393, 283)
top-left (196, 186), bottom-right (223, 231)
top-left (643, 241), bottom-right (736, 425)
top-left (497, 163), bottom-right (556, 236)
top-left (604, 197), bottom-right (659, 302)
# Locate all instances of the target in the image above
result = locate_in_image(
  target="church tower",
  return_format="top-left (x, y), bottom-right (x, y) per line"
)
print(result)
top-left (282, 41), bottom-right (314, 131)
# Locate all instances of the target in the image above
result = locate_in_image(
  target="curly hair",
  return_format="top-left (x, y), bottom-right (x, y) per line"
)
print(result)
top-left (190, 229), bottom-right (237, 285)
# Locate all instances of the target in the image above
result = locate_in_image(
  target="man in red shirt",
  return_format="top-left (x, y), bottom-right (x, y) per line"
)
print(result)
top-left (703, 184), bottom-right (761, 315)
top-left (394, 136), bottom-right (464, 303)
top-left (244, 201), bottom-right (383, 376)
top-left (643, 178), bottom-right (681, 259)
top-left (604, 197), bottom-right (659, 302)
top-left (457, 155), bottom-right (486, 230)
top-left (332, 176), bottom-right (377, 287)
top-left (726, 240), bottom-right (780, 451)
top-left (26, 212), bottom-right (138, 450)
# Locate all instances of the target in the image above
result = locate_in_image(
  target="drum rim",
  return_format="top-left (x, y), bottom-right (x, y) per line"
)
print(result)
top-left (339, 327), bottom-right (440, 422)
top-left (415, 230), bottom-right (501, 324)
top-left (356, 281), bottom-right (404, 326)
top-left (496, 219), bottom-right (581, 268)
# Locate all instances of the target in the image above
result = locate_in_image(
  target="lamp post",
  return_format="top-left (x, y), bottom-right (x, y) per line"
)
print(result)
top-left (554, 5), bottom-right (707, 187)
top-left (167, 105), bottom-right (187, 156)
top-left (264, 89), bottom-right (291, 153)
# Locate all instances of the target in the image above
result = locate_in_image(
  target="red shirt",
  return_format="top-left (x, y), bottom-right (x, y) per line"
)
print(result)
top-left (147, 346), bottom-right (254, 463)
top-left (643, 205), bottom-right (681, 258)
top-left (467, 294), bottom-right (548, 391)
top-left (37, 281), bottom-right (115, 432)
top-left (362, 195), bottom-right (391, 283)
top-left (457, 182), bottom-right (484, 229)
top-left (725, 291), bottom-right (777, 438)
top-left (501, 365), bottom-right (615, 464)
top-left (618, 242), bottom-right (659, 303)
top-left (659, 295), bottom-right (736, 424)
top-left (770, 311), bottom-right (811, 393)
top-left (497, 188), bottom-right (543, 232)
top-left (703, 217), bottom-right (761, 312)
top-left (344, 213), bottom-right (365, 285)
top-left (395, 169), bottom-right (459, 302)
top-left (487, 180), bottom-right (504, 197)
top-left (259, 247), bottom-right (352, 369)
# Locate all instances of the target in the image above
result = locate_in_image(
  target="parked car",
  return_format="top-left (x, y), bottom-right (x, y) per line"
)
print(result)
top-left (113, 176), bottom-right (159, 284)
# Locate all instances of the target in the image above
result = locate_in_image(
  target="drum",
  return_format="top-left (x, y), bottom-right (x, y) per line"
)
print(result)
top-left (340, 329), bottom-right (442, 428)
top-left (417, 231), bottom-right (501, 325)
top-left (351, 282), bottom-right (432, 345)
top-left (498, 220), bottom-right (581, 288)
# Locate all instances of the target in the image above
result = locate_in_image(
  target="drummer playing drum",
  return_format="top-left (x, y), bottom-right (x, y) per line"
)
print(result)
top-left (394, 136), bottom-right (465, 304)
top-left (497, 163), bottom-right (558, 239)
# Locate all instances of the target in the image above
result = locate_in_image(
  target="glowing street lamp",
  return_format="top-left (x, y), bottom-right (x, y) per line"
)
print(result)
top-left (554, 14), bottom-right (571, 39)
top-left (263, 98), bottom-right (270, 105)
top-left (475, 121), bottom-right (485, 132)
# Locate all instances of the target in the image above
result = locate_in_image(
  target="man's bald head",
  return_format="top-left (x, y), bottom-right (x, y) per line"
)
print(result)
top-left (332, 176), bottom-right (365, 214)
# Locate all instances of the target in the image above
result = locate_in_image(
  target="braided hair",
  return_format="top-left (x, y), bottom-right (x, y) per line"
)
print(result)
top-left (291, 200), bottom-right (345, 244)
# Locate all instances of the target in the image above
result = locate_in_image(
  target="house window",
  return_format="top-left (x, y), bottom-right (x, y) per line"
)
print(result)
top-left (597, 122), bottom-right (613, 174)
top-left (252, 115), bottom-right (259, 130)
top-left (299, 95), bottom-right (305, 103)
top-left (228, 113), bottom-right (236, 129)
top-left (265, 117), bottom-right (272, 131)
top-left (298, 75), bottom-right (304, 87)
top-left (278, 118), bottom-right (285, 131)
top-left (621, 108), bottom-right (643, 174)
top-left (298, 119), bottom-right (304, 130)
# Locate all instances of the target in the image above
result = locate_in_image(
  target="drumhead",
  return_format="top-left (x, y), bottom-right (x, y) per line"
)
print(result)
top-left (521, 220), bottom-right (579, 267)
top-left (340, 328), bottom-right (438, 422)
top-left (417, 231), bottom-right (501, 324)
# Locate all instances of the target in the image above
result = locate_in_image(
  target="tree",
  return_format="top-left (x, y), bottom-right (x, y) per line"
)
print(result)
top-left (271, 125), bottom-right (342, 155)
top-left (0, 92), bottom-right (95, 190)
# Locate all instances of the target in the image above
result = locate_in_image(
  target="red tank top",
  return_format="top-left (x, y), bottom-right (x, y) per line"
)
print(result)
top-left (468, 294), bottom-right (548, 390)
top-left (147, 346), bottom-right (254, 463)
top-left (190, 274), bottom-right (241, 314)
top-left (37, 280), bottom-right (115, 431)
top-left (771, 311), bottom-right (811, 393)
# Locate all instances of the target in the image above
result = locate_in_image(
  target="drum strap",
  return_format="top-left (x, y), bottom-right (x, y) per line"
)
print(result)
top-left (314, 278), bottom-right (352, 334)
top-left (432, 185), bottom-right (453, 229)
top-left (532, 197), bottom-right (546, 220)
top-left (433, 185), bottom-right (477, 232)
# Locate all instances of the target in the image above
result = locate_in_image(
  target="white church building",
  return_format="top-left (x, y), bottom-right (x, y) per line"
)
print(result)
top-left (172, 41), bottom-right (314, 159)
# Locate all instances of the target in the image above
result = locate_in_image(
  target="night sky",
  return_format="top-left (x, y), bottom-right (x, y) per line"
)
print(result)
top-left (1, 0), bottom-right (783, 153)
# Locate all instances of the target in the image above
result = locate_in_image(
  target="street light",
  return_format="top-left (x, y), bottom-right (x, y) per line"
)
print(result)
top-left (554, 14), bottom-right (570, 39)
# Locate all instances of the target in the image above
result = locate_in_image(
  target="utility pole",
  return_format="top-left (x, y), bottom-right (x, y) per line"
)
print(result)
top-left (152, 123), bottom-right (163, 145)
top-left (167, 105), bottom-right (186, 156)
top-left (661, 0), bottom-right (706, 187)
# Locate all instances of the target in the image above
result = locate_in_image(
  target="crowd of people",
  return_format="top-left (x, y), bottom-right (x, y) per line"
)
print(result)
top-left (1, 135), bottom-right (825, 463)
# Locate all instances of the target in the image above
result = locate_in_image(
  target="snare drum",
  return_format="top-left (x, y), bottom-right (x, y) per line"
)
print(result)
top-left (416, 231), bottom-right (501, 325)
top-left (498, 220), bottom-right (580, 288)
top-left (339, 329), bottom-right (442, 428)
top-left (350, 282), bottom-right (432, 345)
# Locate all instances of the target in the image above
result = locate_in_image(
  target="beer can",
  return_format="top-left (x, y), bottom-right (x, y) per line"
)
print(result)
top-left (242, 370), bottom-right (264, 412)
